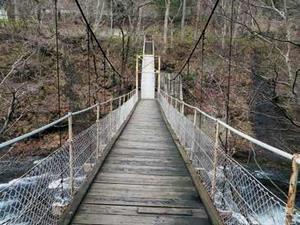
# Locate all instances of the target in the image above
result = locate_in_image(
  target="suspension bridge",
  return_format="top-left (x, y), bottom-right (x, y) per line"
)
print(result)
top-left (0, 38), bottom-right (299, 225)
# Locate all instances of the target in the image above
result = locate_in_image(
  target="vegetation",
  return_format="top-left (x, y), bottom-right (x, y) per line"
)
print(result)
top-left (0, 0), bottom-right (299, 161)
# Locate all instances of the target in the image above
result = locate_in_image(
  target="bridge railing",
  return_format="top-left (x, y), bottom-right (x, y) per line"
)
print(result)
top-left (158, 90), bottom-right (298, 225)
top-left (0, 90), bottom-right (138, 225)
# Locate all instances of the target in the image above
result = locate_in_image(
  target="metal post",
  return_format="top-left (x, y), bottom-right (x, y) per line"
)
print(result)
top-left (96, 103), bottom-right (100, 158)
top-left (181, 102), bottom-right (185, 145)
top-left (193, 109), bottom-right (197, 126)
top-left (211, 121), bottom-right (220, 198)
top-left (110, 99), bottom-right (113, 137)
top-left (152, 40), bottom-right (155, 56)
top-left (168, 74), bottom-right (171, 94)
top-left (143, 36), bottom-right (146, 55)
top-left (167, 95), bottom-right (170, 115)
top-left (119, 97), bottom-right (121, 107)
top-left (190, 108), bottom-right (197, 161)
top-left (136, 55), bottom-right (139, 93)
top-left (181, 101), bottom-right (184, 114)
top-left (285, 154), bottom-right (300, 225)
top-left (179, 76), bottom-right (183, 101)
top-left (158, 56), bottom-right (161, 93)
top-left (68, 112), bottom-right (74, 196)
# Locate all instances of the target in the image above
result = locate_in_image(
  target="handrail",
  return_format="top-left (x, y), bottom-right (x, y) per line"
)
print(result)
top-left (0, 89), bottom-right (139, 225)
top-left (217, 120), bottom-right (294, 161)
top-left (160, 90), bottom-right (295, 162)
top-left (0, 90), bottom-right (136, 150)
top-left (0, 114), bottom-right (69, 149)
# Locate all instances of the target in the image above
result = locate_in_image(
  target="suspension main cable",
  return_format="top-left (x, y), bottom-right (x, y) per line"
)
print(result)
top-left (74, 0), bottom-right (122, 78)
top-left (172, 0), bottom-right (221, 80)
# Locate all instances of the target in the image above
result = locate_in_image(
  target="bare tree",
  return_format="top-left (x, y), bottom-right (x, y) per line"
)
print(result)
top-left (180, 0), bottom-right (186, 39)
top-left (163, 0), bottom-right (170, 52)
top-left (194, 0), bottom-right (201, 39)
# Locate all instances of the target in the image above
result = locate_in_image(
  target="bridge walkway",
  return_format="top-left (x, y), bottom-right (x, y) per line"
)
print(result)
top-left (71, 100), bottom-right (210, 225)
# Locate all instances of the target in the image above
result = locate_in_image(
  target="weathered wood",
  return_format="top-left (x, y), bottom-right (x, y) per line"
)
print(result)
top-left (85, 191), bottom-right (198, 201)
top-left (101, 164), bottom-right (188, 174)
top-left (72, 213), bottom-right (210, 225)
top-left (105, 158), bottom-right (184, 167)
top-left (89, 183), bottom-right (195, 192)
top-left (114, 141), bottom-right (177, 150)
top-left (106, 155), bottom-right (183, 163)
top-left (94, 173), bottom-right (194, 186)
top-left (76, 205), bottom-right (207, 217)
top-left (159, 100), bottom-right (224, 225)
top-left (59, 98), bottom-right (138, 225)
top-left (109, 148), bottom-right (180, 157)
top-left (70, 100), bottom-right (210, 225)
top-left (82, 195), bottom-right (201, 209)
top-left (137, 207), bottom-right (193, 216)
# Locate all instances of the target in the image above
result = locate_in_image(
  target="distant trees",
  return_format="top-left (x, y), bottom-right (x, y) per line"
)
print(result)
top-left (163, 0), bottom-right (170, 51)
top-left (0, 0), bottom-right (299, 140)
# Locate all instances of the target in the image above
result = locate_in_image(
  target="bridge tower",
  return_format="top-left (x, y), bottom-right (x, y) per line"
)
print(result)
top-left (141, 37), bottom-right (155, 99)
top-left (136, 37), bottom-right (161, 99)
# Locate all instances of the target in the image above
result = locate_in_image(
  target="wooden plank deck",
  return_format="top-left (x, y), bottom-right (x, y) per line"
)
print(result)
top-left (71, 100), bottom-right (210, 225)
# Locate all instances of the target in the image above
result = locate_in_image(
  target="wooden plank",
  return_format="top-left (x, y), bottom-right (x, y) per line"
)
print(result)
top-left (58, 97), bottom-right (139, 225)
top-left (118, 136), bottom-right (174, 143)
top-left (76, 205), bottom-right (206, 217)
top-left (159, 100), bottom-right (224, 225)
top-left (86, 190), bottom-right (198, 200)
top-left (89, 183), bottom-right (195, 192)
top-left (106, 155), bottom-right (183, 163)
top-left (112, 146), bottom-right (179, 153)
top-left (114, 142), bottom-right (176, 150)
top-left (105, 158), bottom-right (184, 167)
top-left (69, 100), bottom-right (210, 225)
top-left (103, 159), bottom-right (186, 169)
top-left (100, 164), bottom-right (189, 176)
top-left (118, 135), bottom-right (173, 142)
top-left (137, 207), bottom-right (193, 216)
top-left (83, 195), bottom-right (202, 208)
top-left (72, 214), bottom-right (210, 225)
top-left (109, 149), bottom-right (181, 158)
top-left (94, 173), bottom-right (194, 186)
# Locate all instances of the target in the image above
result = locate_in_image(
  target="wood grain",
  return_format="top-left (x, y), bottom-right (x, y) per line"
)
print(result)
top-left (71, 100), bottom-right (210, 225)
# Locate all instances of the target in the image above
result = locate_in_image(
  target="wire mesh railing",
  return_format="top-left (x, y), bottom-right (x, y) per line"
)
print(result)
top-left (158, 90), bottom-right (298, 225)
top-left (0, 90), bottom-right (138, 225)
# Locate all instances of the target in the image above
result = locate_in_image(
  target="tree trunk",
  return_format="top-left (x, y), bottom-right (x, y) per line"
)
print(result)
top-left (232, 1), bottom-right (241, 41)
top-left (221, 0), bottom-right (228, 50)
top-left (194, 0), bottom-right (201, 39)
top-left (163, 0), bottom-right (170, 52)
top-left (283, 0), bottom-right (293, 85)
top-left (110, 0), bottom-right (113, 36)
top-left (170, 22), bottom-right (174, 48)
top-left (137, 7), bottom-right (142, 35)
top-left (181, 0), bottom-right (186, 39)
top-left (94, 0), bottom-right (105, 32)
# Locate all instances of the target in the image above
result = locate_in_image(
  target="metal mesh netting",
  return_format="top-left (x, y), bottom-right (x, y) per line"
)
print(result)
top-left (158, 92), bottom-right (294, 225)
top-left (0, 92), bottom-right (138, 225)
